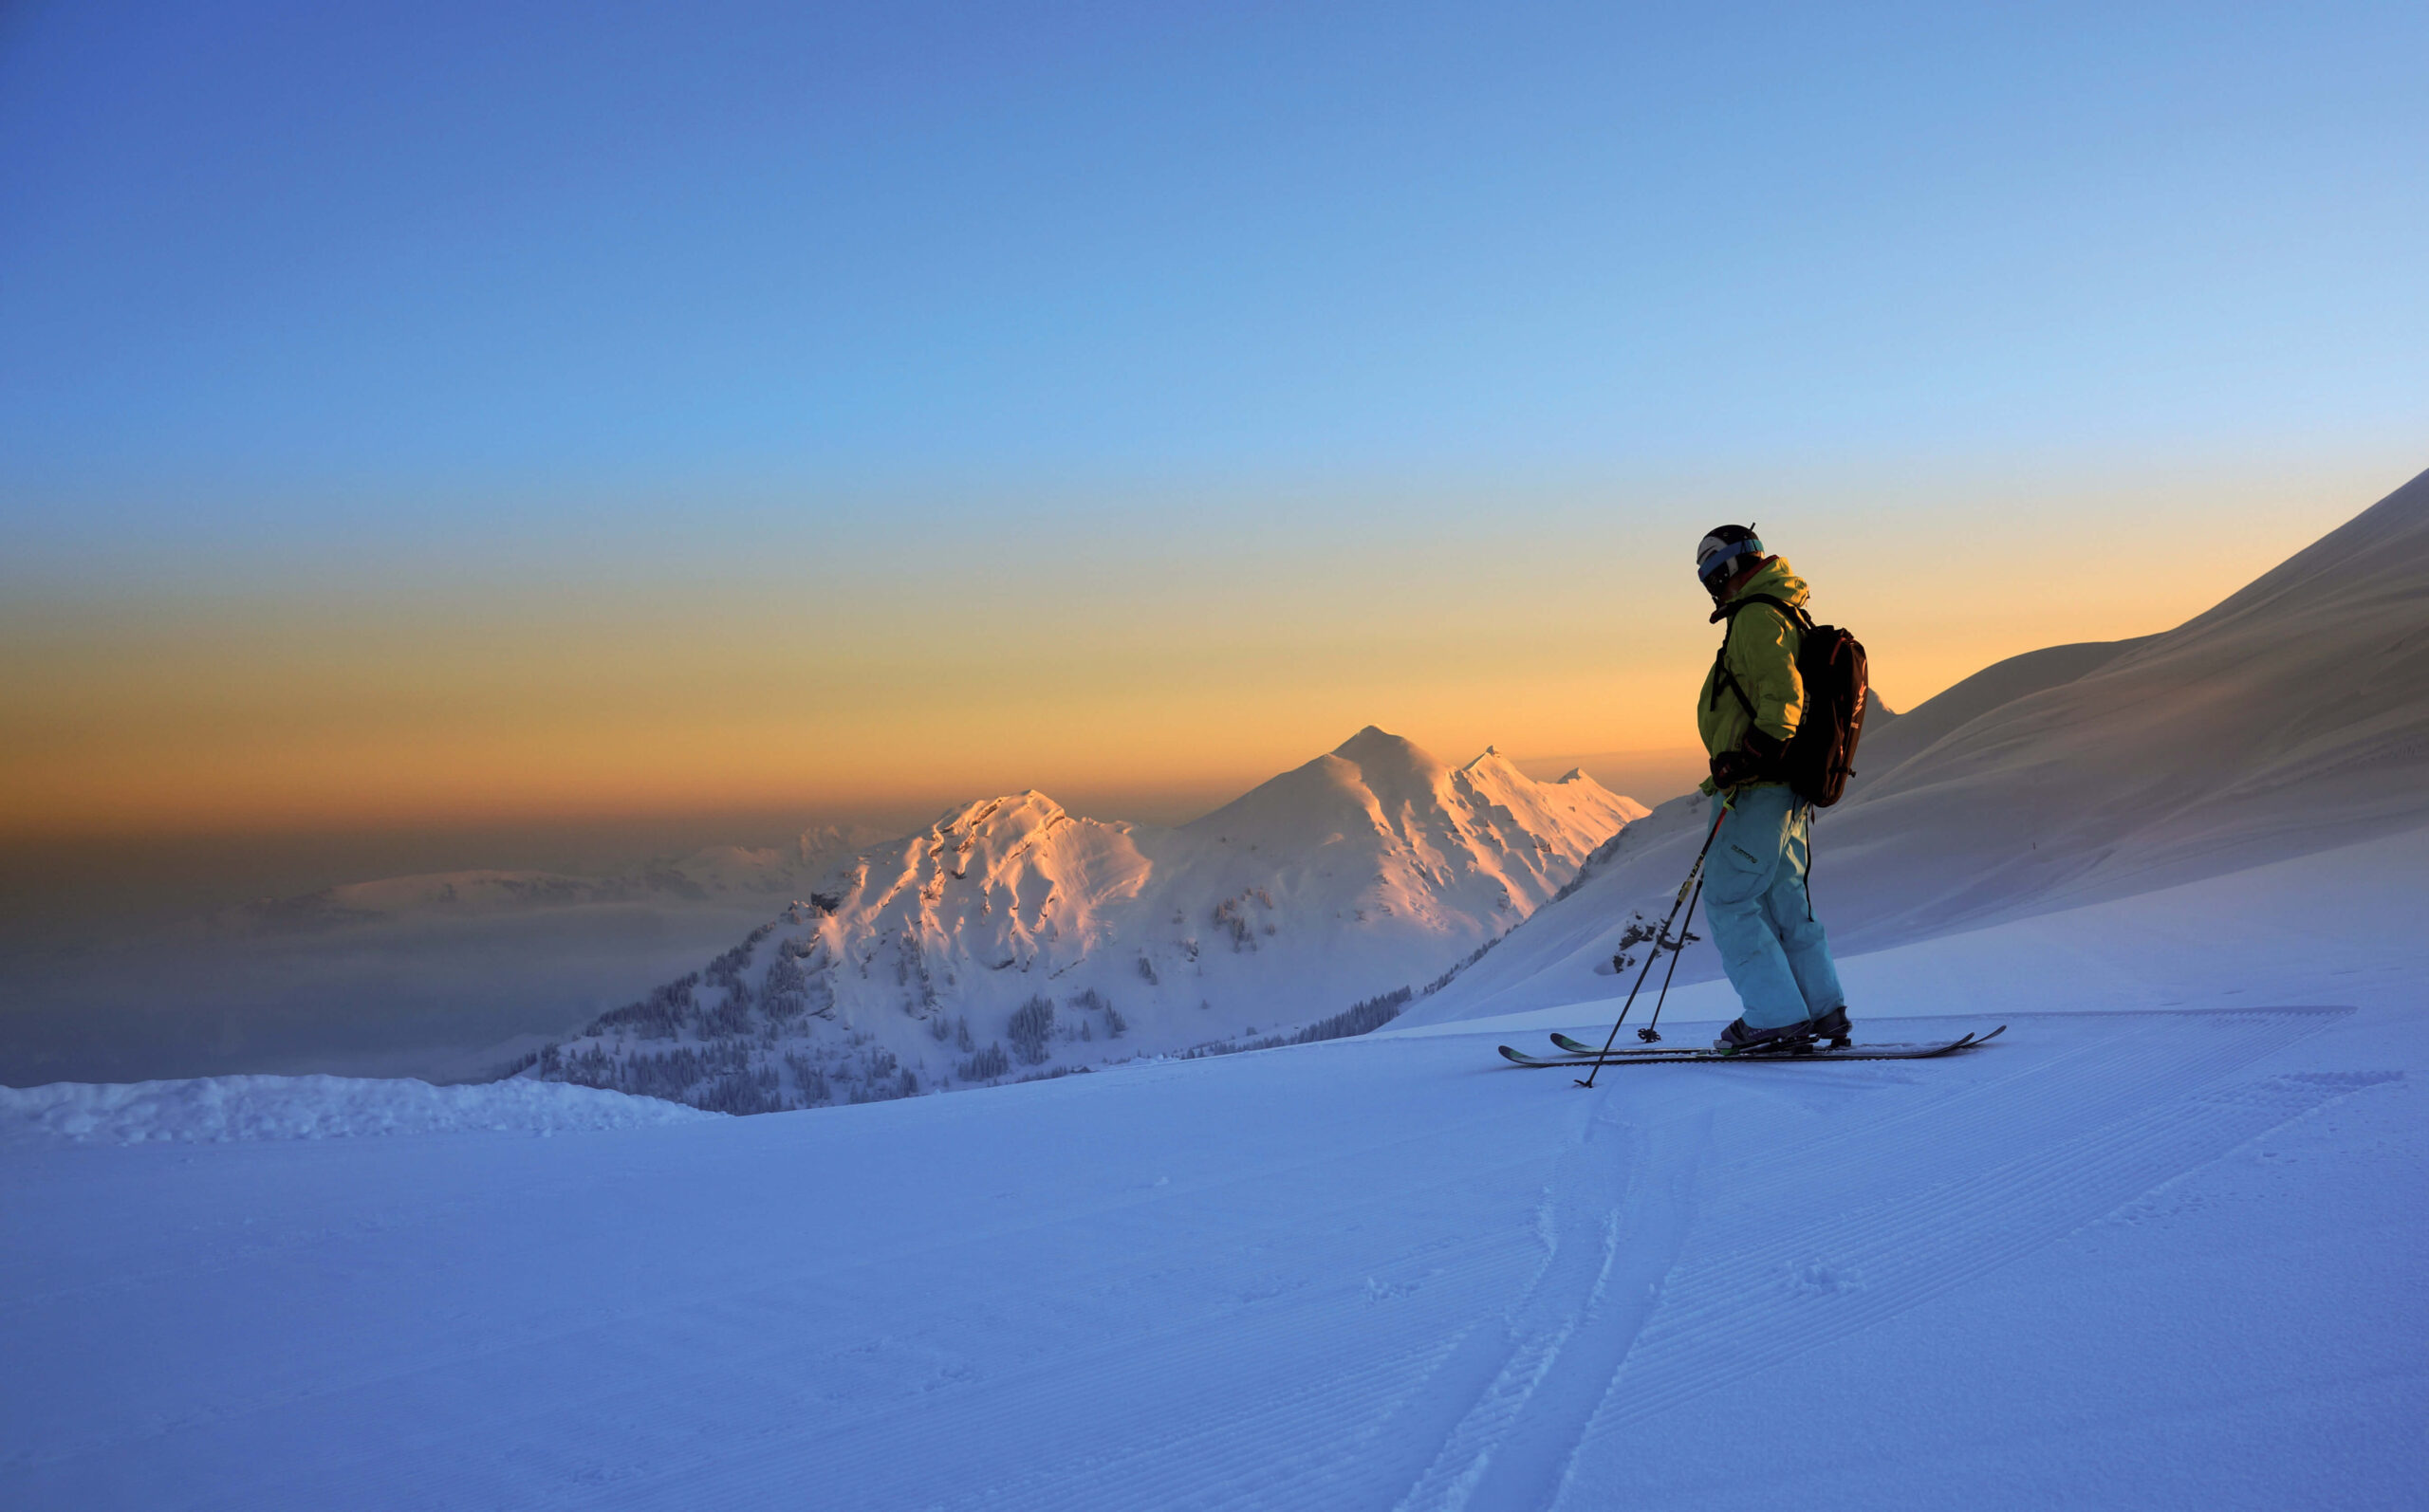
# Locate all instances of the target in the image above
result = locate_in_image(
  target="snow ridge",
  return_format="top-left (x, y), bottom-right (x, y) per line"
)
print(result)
top-left (1, 1075), bottom-right (717, 1147)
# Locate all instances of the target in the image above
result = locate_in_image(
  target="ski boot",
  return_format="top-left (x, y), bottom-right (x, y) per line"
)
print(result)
top-left (1713, 1017), bottom-right (1819, 1055)
top-left (1807, 1004), bottom-right (1853, 1049)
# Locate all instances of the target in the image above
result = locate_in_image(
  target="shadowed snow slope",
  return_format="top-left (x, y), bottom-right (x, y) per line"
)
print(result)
top-left (1402, 467), bottom-right (2429, 1027)
top-left (5, 828), bottom-right (2420, 1509)
top-left (525, 729), bottom-right (1643, 1110)
top-left (0, 1075), bottom-right (714, 1147)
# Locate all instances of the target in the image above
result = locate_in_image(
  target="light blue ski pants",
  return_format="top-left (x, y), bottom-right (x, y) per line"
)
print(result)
top-left (1703, 784), bottom-right (1845, 1030)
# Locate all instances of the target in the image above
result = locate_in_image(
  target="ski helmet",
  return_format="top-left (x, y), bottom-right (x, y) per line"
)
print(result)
top-left (1695, 524), bottom-right (1764, 598)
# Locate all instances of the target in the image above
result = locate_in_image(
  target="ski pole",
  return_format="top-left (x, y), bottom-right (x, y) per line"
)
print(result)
top-left (1635, 871), bottom-right (1704, 1044)
top-left (1575, 798), bottom-right (1729, 1089)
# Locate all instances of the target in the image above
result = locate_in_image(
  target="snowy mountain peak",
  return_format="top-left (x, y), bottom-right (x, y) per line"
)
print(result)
top-left (923, 791), bottom-right (1073, 842)
top-left (1459, 745), bottom-right (1517, 775)
top-left (528, 728), bottom-right (1647, 1112)
top-left (1331, 723), bottom-right (1416, 759)
top-left (1323, 725), bottom-right (1447, 794)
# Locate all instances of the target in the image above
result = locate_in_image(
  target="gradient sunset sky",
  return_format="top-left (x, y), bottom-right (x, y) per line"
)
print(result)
top-left (3, 0), bottom-right (2423, 846)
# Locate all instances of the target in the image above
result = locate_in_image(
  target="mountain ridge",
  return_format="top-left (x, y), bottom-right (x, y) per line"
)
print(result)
top-left (523, 728), bottom-right (1646, 1110)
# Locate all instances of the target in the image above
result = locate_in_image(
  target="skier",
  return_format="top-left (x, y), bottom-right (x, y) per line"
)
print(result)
top-left (1693, 525), bottom-right (1853, 1052)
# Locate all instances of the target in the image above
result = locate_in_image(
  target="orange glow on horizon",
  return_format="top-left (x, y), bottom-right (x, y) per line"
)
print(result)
top-left (1, 468), bottom-right (2384, 840)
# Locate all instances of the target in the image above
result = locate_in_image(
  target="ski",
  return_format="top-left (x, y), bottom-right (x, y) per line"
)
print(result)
top-left (1535, 1033), bottom-right (1719, 1060)
top-left (1543, 1023), bottom-right (2004, 1060)
top-left (1525, 1035), bottom-right (1928, 1064)
top-left (1497, 1038), bottom-right (1967, 1068)
top-left (1548, 1031), bottom-right (1729, 1056)
top-left (1498, 1025), bottom-right (2003, 1069)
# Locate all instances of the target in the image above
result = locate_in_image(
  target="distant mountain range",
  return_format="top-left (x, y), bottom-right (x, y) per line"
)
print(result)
top-left (200, 824), bottom-right (898, 939)
top-left (524, 729), bottom-right (1644, 1110)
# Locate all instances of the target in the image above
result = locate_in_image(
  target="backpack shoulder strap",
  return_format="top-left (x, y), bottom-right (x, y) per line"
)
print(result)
top-left (1726, 593), bottom-right (1813, 631)
top-left (1707, 594), bottom-right (1813, 716)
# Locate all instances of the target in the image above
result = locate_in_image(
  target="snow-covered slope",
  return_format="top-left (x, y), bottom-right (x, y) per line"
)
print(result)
top-left (0, 1075), bottom-right (715, 1147)
top-left (525, 729), bottom-right (1644, 1110)
top-left (8, 827), bottom-right (2420, 1510)
top-left (1403, 467), bottom-right (2429, 1027)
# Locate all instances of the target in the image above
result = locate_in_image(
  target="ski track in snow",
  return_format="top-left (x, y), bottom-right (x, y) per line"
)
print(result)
top-left (6, 994), bottom-right (2419, 1511)
top-left (1579, 1012), bottom-right (2368, 1432)
top-left (1388, 1099), bottom-right (1708, 1512)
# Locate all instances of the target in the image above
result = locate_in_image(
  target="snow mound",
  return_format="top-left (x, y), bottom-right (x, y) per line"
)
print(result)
top-left (0, 1075), bottom-right (720, 1148)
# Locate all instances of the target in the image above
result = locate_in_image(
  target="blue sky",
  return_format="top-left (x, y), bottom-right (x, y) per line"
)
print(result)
top-left (5, 1), bottom-right (2420, 507)
top-left (0, 0), bottom-right (2423, 843)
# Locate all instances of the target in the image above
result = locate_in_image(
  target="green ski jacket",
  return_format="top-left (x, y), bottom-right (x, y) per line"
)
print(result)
top-left (1696, 556), bottom-right (1810, 796)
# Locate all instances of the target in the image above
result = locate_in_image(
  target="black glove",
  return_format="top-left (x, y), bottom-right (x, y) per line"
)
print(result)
top-left (1710, 728), bottom-right (1787, 789)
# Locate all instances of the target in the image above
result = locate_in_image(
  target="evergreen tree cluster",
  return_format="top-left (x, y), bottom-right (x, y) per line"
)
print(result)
top-left (1298, 986), bottom-right (1412, 1042)
top-left (1008, 994), bottom-right (1055, 1064)
top-left (547, 1039), bottom-right (752, 1099)
top-left (537, 920), bottom-right (858, 1113)
top-left (701, 985), bottom-right (753, 1038)
top-left (1550, 827), bottom-right (1632, 906)
top-left (1211, 888), bottom-right (1276, 950)
top-left (958, 1042), bottom-right (1011, 1081)
top-left (764, 955), bottom-right (811, 1023)
top-left (850, 1067), bottom-right (921, 1103)
top-left (704, 924), bottom-right (775, 992)
top-left (1424, 931), bottom-right (1508, 994)
top-left (783, 1050), bottom-right (830, 1104)
top-left (698, 1064), bottom-right (783, 1115)
top-left (1068, 987), bottom-right (1128, 1039)
top-left (1176, 986), bottom-right (1414, 1060)
top-left (588, 973), bottom-right (701, 1039)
